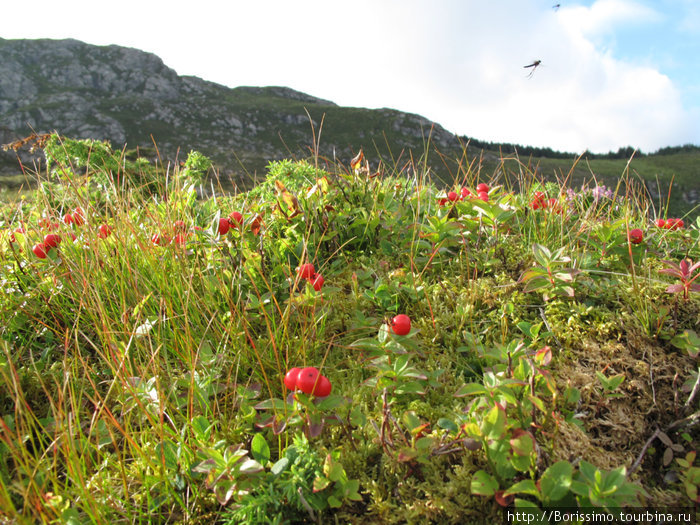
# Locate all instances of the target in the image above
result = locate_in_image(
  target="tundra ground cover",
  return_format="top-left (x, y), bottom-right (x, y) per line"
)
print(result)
top-left (0, 135), bottom-right (698, 523)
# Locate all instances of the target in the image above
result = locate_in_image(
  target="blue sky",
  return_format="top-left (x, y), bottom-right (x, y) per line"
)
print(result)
top-left (1, 0), bottom-right (698, 153)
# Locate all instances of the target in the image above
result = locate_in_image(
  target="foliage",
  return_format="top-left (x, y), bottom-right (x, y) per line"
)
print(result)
top-left (0, 137), bottom-right (698, 523)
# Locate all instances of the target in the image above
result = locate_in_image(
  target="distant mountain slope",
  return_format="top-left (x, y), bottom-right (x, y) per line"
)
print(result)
top-left (0, 37), bottom-right (469, 184)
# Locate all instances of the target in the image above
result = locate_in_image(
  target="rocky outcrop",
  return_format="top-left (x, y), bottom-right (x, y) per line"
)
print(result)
top-left (0, 37), bottom-right (463, 183)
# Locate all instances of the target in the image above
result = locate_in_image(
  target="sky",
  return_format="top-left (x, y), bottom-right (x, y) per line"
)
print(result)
top-left (1, 0), bottom-right (699, 154)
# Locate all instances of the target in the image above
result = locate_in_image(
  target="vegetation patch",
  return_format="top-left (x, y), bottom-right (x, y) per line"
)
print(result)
top-left (0, 134), bottom-right (698, 523)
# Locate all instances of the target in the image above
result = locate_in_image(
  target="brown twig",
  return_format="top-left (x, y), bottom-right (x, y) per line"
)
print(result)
top-left (629, 410), bottom-right (700, 475)
top-left (684, 368), bottom-right (700, 408)
top-left (629, 428), bottom-right (660, 475)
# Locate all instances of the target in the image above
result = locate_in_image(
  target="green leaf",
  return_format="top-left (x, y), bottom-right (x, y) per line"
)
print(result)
top-left (601, 466), bottom-right (627, 494)
top-left (327, 461), bottom-right (345, 483)
top-left (378, 323), bottom-right (389, 344)
top-left (344, 478), bottom-right (363, 501)
top-left (192, 458), bottom-right (217, 474)
top-left (577, 460), bottom-right (597, 483)
top-left (350, 406), bottom-right (367, 427)
top-left (271, 457), bottom-right (289, 476)
top-left (540, 461), bottom-right (573, 502)
top-left (237, 458), bottom-right (263, 474)
top-left (570, 481), bottom-right (590, 501)
top-left (670, 330), bottom-right (700, 352)
top-left (454, 383), bottom-right (488, 397)
top-left (155, 440), bottom-right (179, 470)
top-left (253, 398), bottom-right (289, 411)
top-left (511, 453), bottom-right (532, 473)
top-left (437, 418), bottom-right (459, 433)
top-left (395, 381), bottom-right (426, 395)
top-left (510, 432), bottom-right (534, 457)
top-left (191, 416), bottom-right (213, 441)
top-left (527, 395), bottom-right (546, 413)
top-left (504, 479), bottom-right (539, 498)
top-left (532, 244), bottom-right (551, 265)
top-left (471, 470), bottom-right (499, 496)
top-left (250, 433), bottom-right (270, 464)
top-left (313, 475), bottom-right (331, 493)
top-left (61, 508), bottom-right (83, 525)
top-left (513, 499), bottom-right (545, 524)
top-left (523, 277), bottom-right (551, 293)
top-left (481, 405), bottom-right (506, 440)
top-left (316, 394), bottom-right (346, 411)
top-left (415, 436), bottom-right (433, 450)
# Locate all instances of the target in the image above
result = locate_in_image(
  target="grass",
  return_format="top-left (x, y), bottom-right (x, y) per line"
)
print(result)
top-left (0, 134), bottom-right (699, 523)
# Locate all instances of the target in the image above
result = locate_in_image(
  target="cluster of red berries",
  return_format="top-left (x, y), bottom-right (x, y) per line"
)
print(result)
top-left (439, 183), bottom-right (490, 206)
top-left (297, 263), bottom-right (324, 291)
top-left (151, 212), bottom-right (245, 247)
top-left (655, 218), bottom-right (684, 230)
top-left (530, 192), bottom-right (558, 211)
top-left (8, 207), bottom-right (115, 259)
top-left (284, 366), bottom-right (332, 397)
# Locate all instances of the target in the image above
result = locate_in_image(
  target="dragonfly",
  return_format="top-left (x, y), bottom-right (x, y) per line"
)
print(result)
top-left (523, 60), bottom-right (542, 78)
top-left (553, 3), bottom-right (561, 10)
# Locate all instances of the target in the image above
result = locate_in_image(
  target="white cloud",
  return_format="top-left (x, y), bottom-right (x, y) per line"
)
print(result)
top-left (559, 0), bottom-right (659, 37)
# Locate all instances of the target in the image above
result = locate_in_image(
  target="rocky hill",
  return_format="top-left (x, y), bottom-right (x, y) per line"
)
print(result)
top-left (0, 37), bottom-right (468, 185)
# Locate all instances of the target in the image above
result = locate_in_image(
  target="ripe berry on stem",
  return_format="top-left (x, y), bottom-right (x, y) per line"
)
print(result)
top-left (296, 367), bottom-right (320, 395)
top-left (297, 263), bottom-right (315, 280)
top-left (33, 243), bottom-right (48, 259)
top-left (391, 314), bottom-right (411, 336)
top-left (284, 367), bottom-right (302, 391)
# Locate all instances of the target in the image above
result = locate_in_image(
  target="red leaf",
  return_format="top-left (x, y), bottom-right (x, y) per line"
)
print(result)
top-left (494, 490), bottom-right (515, 507)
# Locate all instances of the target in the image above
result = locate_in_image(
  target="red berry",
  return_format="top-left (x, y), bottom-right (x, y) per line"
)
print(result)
top-left (297, 263), bottom-right (315, 280)
top-left (174, 233), bottom-right (187, 247)
top-left (284, 367), bottom-right (302, 391)
top-left (68, 232), bottom-right (77, 242)
top-left (173, 220), bottom-right (186, 231)
top-left (32, 243), bottom-right (48, 259)
top-left (476, 183), bottom-right (490, 193)
top-left (310, 274), bottom-right (325, 291)
top-left (229, 211), bottom-right (243, 228)
top-left (460, 187), bottom-right (471, 198)
top-left (391, 314), bottom-right (411, 336)
top-left (447, 191), bottom-right (459, 202)
top-left (43, 233), bottom-right (61, 248)
top-left (675, 219), bottom-right (684, 230)
top-left (217, 217), bottom-right (230, 235)
top-left (98, 224), bottom-right (112, 238)
top-left (73, 208), bottom-right (85, 225)
top-left (628, 228), bottom-right (643, 244)
top-left (314, 375), bottom-right (332, 397)
top-left (297, 367), bottom-right (320, 395)
top-left (438, 198), bottom-right (448, 206)
top-left (152, 233), bottom-right (169, 246)
top-left (665, 218), bottom-right (676, 229)
top-left (477, 191), bottom-right (489, 202)
top-left (63, 213), bottom-right (74, 225)
top-left (655, 218), bottom-right (665, 228)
